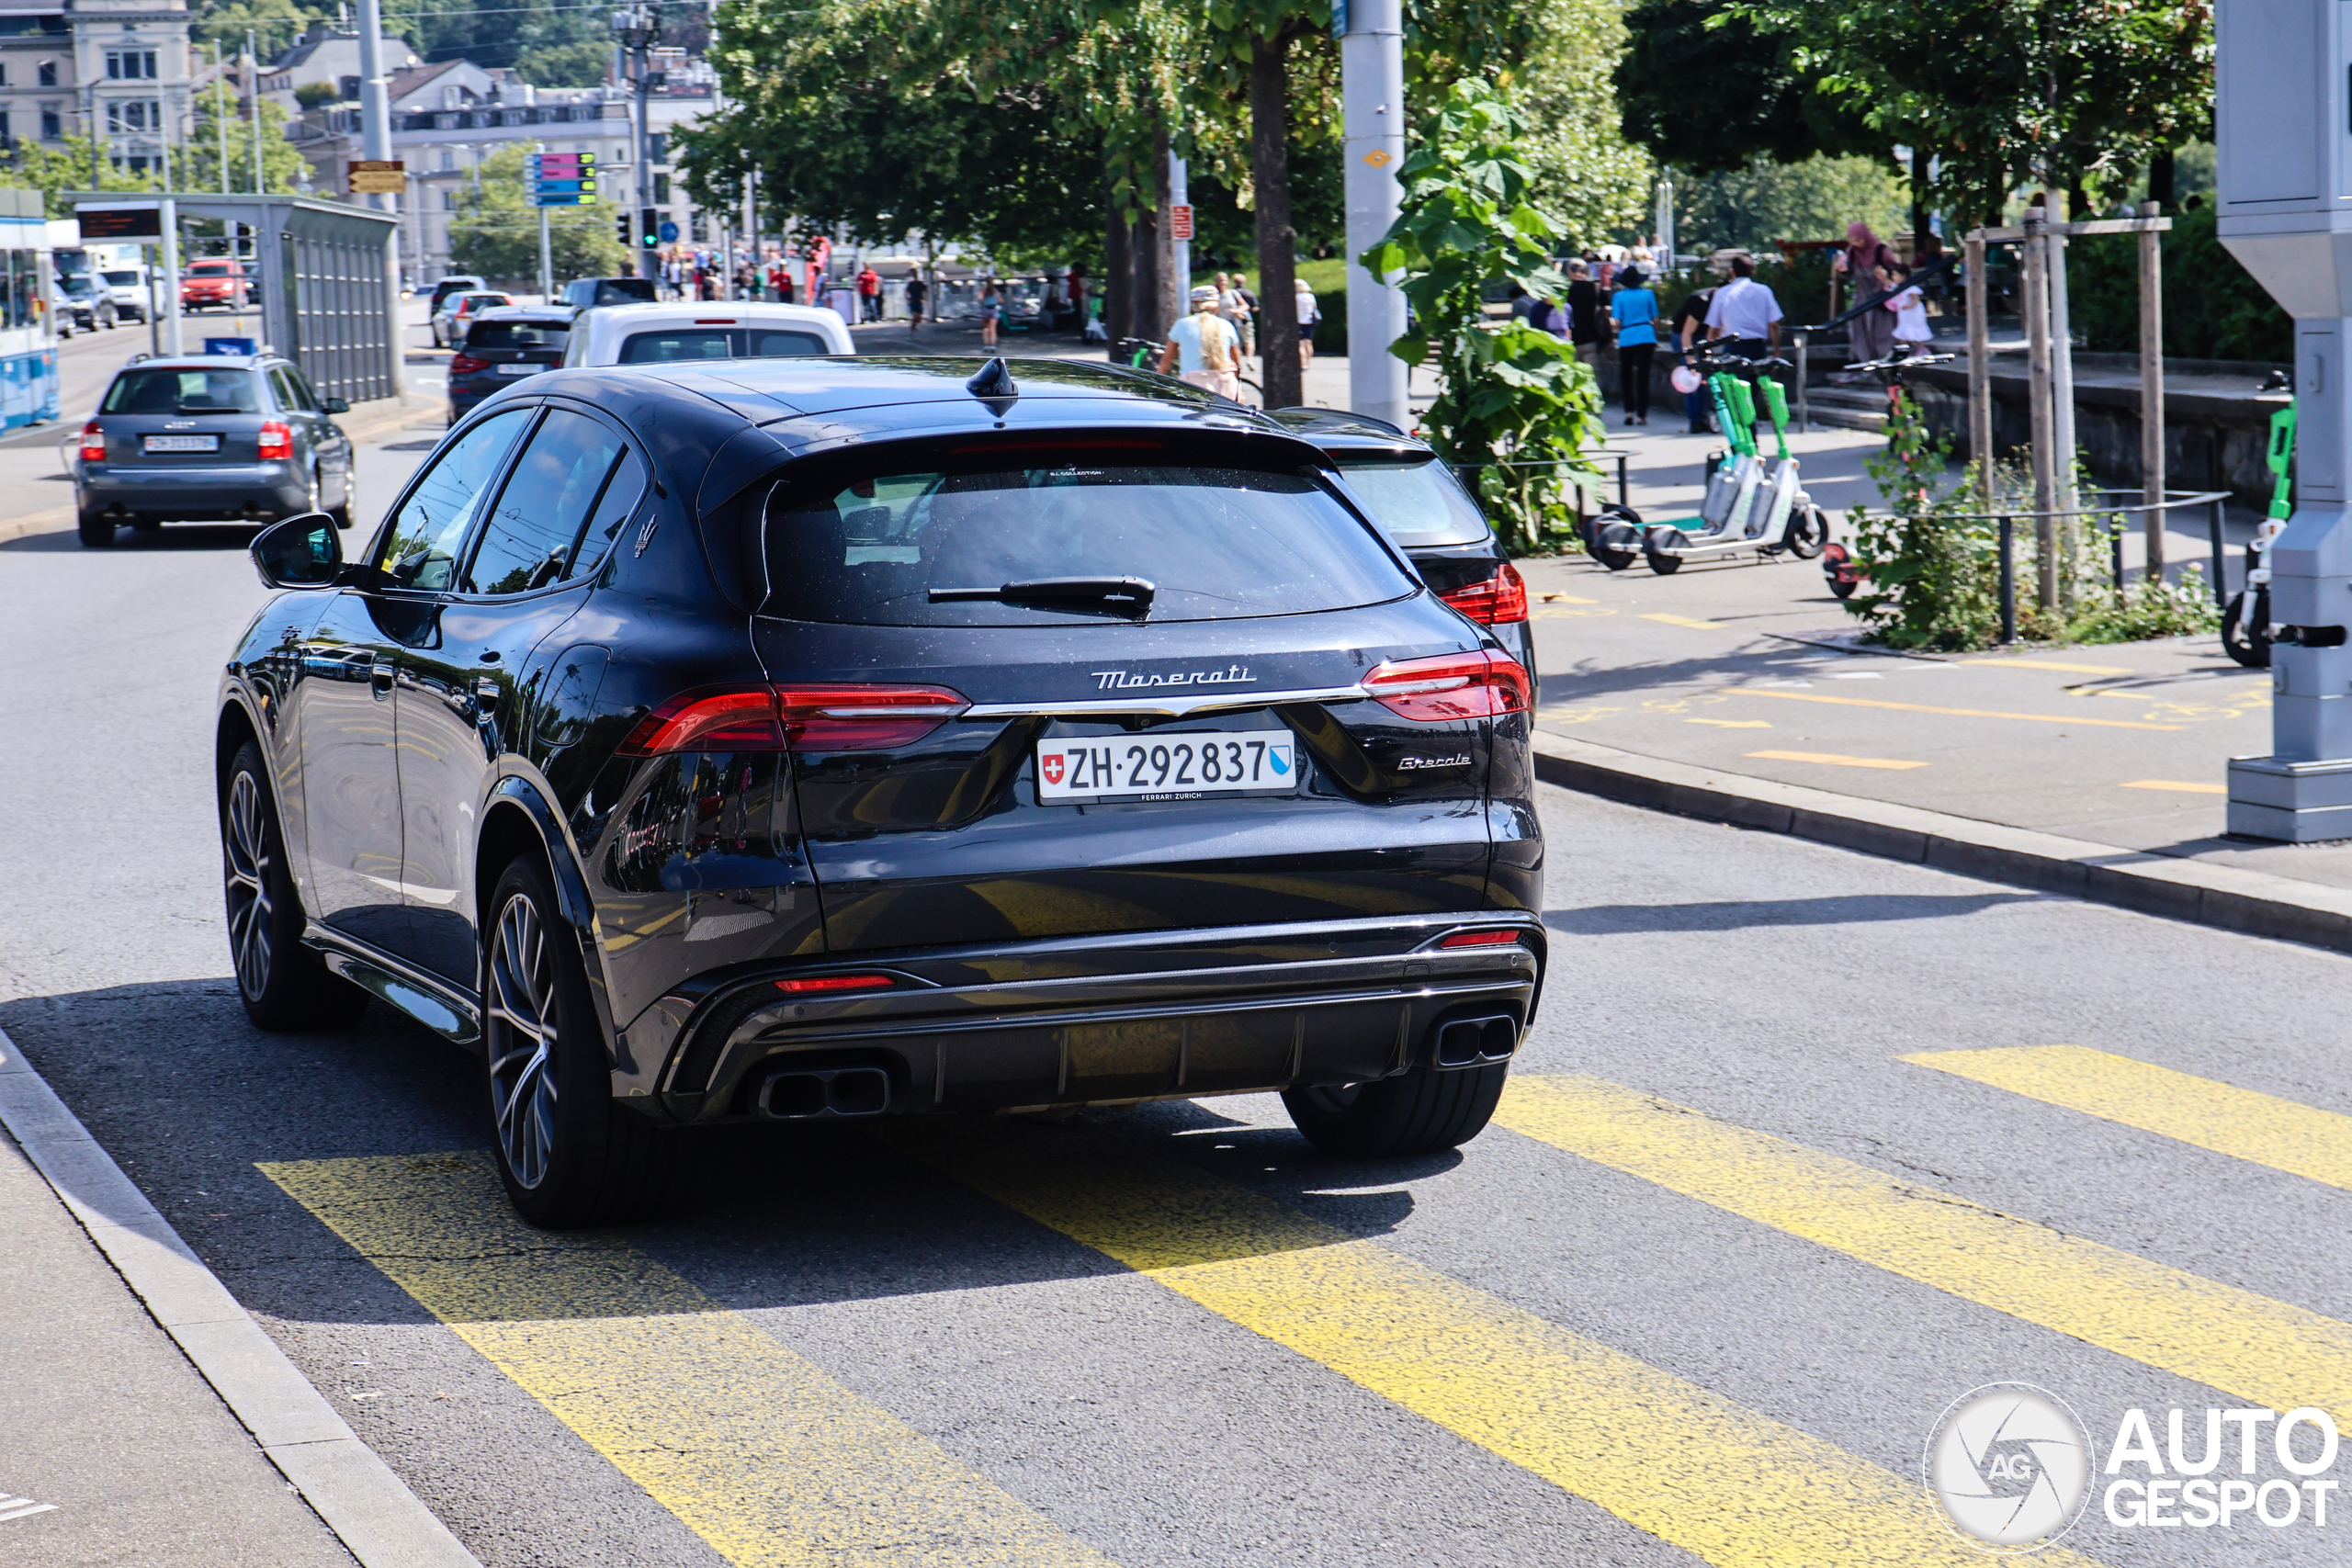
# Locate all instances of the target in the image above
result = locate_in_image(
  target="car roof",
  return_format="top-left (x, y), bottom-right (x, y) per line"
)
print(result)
top-left (112, 355), bottom-right (275, 373)
top-left (471, 306), bottom-right (571, 323)
top-left (583, 301), bottom-right (847, 329)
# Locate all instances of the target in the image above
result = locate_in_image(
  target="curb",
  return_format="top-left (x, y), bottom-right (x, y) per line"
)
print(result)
top-left (1531, 729), bottom-right (2352, 956)
top-left (0, 1025), bottom-right (481, 1568)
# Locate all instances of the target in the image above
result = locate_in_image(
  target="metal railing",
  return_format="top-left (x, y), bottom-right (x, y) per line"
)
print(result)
top-left (1785, 253), bottom-right (1961, 434)
top-left (1885, 487), bottom-right (2232, 644)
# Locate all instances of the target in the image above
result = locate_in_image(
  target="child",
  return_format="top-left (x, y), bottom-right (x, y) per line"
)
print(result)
top-left (1884, 263), bottom-right (1931, 356)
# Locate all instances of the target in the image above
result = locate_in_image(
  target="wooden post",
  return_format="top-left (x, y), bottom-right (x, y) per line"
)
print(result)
top-left (2022, 208), bottom-right (2058, 609)
top-left (2139, 199), bottom-right (2166, 585)
top-left (1966, 231), bottom-right (1992, 504)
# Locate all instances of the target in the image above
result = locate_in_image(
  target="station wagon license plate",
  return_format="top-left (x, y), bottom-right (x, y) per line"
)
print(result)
top-left (142, 434), bottom-right (219, 453)
top-left (1036, 730), bottom-right (1295, 802)
top-left (496, 362), bottom-right (542, 376)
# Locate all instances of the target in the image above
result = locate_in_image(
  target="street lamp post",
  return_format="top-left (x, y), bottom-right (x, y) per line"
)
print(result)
top-left (612, 6), bottom-right (662, 287)
top-left (1339, 0), bottom-right (1407, 428)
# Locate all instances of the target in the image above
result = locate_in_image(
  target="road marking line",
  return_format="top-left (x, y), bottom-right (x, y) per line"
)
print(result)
top-left (1727, 688), bottom-right (2185, 730)
top-left (1493, 1076), bottom-right (2352, 1421)
top-left (1640, 613), bottom-right (1722, 628)
top-left (1686, 718), bottom-right (1772, 728)
top-left (879, 1121), bottom-right (2098, 1568)
top-left (1960, 658), bottom-right (2134, 675)
top-left (2120, 779), bottom-right (2227, 795)
top-left (0, 1495), bottom-right (58, 1523)
top-left (1746, 750), bottom-right (1927, 771)
top-left (1900, 1045), bottom-right (2352, 1190)
top-left (258, 1153), bottom-right (1114, 1568)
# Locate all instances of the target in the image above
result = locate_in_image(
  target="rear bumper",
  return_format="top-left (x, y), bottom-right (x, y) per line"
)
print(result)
top-left (619, 911), bottom-right (1547, 1125)
top-left (79, 463), bottom-right (306, 520)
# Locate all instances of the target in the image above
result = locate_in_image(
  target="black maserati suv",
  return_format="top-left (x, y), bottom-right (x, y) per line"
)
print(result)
top-left (220, 356), bottom-right (1545, 1225)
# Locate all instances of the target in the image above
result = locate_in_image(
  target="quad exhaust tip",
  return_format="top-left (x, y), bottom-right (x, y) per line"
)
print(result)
top-left (756, 1065), bottom-right (892, 1120)
top-left (1432, 1013), bottom-right (1520, 1071)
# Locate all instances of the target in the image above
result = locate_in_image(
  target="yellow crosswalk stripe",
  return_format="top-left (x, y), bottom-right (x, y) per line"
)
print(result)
top-left (1746, 750), bottom-right (1928, 771)
top-left (258, 1152), bottom-right (1115, 1568)
top-left (2120, 779), bottom-right (2227, 795)
top-left (1493, 1076), bottom-right (2352, 1422)
top-left (876, 1121), bottom-right (2099, 1568)
top-left (1960, 658), bottom-right (2133, 675)
top-left (1641, 612), bottom-right (1721, 628)
top-left (1728, 687), bottom-right (2185, 730)
top-left (1901, 1044), bottom-right (2352, 1190)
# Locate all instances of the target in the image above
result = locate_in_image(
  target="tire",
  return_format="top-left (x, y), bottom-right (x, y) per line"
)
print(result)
top-left (221, 741), bottom-right (368, 1031)
top-left (2222, 590), bottom-right (2272, 669)
top-left (329, 502), bottom-right (352, 531)
top-left (484, 856), bottom-right (687, 1226)
top-left (1643, 525), bottom-right (1685, 574)
top-left (1591, 516), bottom-right (1642, 571)
top-left (77, 510), bottom-right (115, 547)
top-left (1786, 506), bottom-right (1829, 559)
top-left (1822, 543), bottom-right (1860, 601)
top-left (1283, 1060), bottom-right (1510, 1158)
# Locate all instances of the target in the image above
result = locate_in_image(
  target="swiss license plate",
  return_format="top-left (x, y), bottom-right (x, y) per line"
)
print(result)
top-left (496, 362), bottom-right (542, 376)
top-left (142, 434), bottom-right (220, 453)
top-left (1036, 730), bottom-right (1296, 802)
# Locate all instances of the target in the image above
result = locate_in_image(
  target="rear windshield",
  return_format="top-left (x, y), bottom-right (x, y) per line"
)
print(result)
top-left (101, 270), bottom-right (140, 286)
top-left (591, 278), bottom-right (657, 305)
top-left (187, 260), bottom-right (236, 275)
top-left (618, 326), bottom-right (829, 363)
top-left (60, 275), bottom-right (95, 296)
top-left (466, 320), bottom-right (568, 351)
top-left (103, 367), bottom-right (261, 414)
top-left (763, 458), bottom-right (1409, 626)
top-left (1336, 457), bottom-right (1493, 547)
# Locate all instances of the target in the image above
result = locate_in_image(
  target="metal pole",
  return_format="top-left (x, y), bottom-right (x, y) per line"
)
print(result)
top-left (215, 44), bottom-right (229, 197)
top-left (1169, 152), bottom-right (1189, 300)
top-left (741, 170), bottom-right (755, 299)
top-left (2139, 199), bottom-right (2167, 586)
top-left (2049, 217), bottom-right (2078, 520)
top-left (2208, 497), bottom-right (2229, 610)
top-left (159, 197), bottom-right (182, 355)
top-left (1998, 515), bottom-right (2016, 643)
top-left (1965, 230), bottom-right (1992, 503)
top-left (1795, 329), bottom-right (1808, 433)
top-left (2021, 208), bottom-right (2057, 608)
top-left (246, 31), bottom-right (263, 194)
top-left (538, 207), bottom-right (552, 304)
top-left (1341, 0), bottom-right (1408, 428)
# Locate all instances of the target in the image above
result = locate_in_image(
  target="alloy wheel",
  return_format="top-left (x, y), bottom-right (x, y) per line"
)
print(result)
top-left (223, 770), bottom-right (273, 999)
top-left (488, 893), bottom-right (560, 1190)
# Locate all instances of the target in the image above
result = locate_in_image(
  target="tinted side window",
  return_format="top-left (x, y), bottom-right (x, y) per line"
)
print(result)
top-left (1335, 458), bottom-right (1492, 547)
top-left (375, 408), bottom-right (530, 591)
top-left (569, 447), bottom-right (650, 577)
top-left (283, 367), bottom-right (322, 412)
top-left (266, 367), bottom-right (300, 412)
top-left (461, 409), bottom-right (628, 594)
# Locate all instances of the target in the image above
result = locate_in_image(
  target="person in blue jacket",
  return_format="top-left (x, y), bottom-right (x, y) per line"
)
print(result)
top-left (1611, 267), bottom-right (1659, 426)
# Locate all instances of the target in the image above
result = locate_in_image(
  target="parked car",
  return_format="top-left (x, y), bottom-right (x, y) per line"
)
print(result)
top-left (560, 299), bottom-right (854, 367)
top-left (220, 355), bottom-right (1544, 1224)
top-left (97, 265), bottom-right (150, 323)
top-left (556, 276), bottom-right (659, 317)
top-left (447, 308), bottom-right (571, 423)
top-left (56, 272), bottom-right (118, 333)
top-left (74, 354), bottom-right (353, 546)
top-left (181, 257), bottom-right (248, 311)
top-left (425, 275), bottom-right (488, 314)
top-left (432, 290), bottom-right (515, 348)
top-left (1269, 408), bottom-right (1536, 697)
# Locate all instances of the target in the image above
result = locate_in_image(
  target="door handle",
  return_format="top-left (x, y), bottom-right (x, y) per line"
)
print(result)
top-left (369, 660), bottom-right (394, 698)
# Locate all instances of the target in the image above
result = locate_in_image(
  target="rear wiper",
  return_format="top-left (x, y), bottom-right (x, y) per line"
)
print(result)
top-left (930, 576), bottom-right (1156, 612)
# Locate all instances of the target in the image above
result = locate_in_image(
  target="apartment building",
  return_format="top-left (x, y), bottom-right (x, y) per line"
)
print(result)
top-left (0, 0), bottom-right (192, 173)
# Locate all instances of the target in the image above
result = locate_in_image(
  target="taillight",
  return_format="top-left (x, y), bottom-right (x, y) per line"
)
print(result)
top-left (1363, 649), bottom-right (1531, 722)
top-left (1438, 930), bottom-right (1521, 949)
top-left (257, 420), bottom-right (293, 460)
top-left (447, 353), bottom-right (487, 375)
top-left (774, 974), bottom-right (895, 994)
top-left (79, 420), bottom-right (105, 462)
top-left (1440, 561), bottom-right (1528, 625)
top-left (617, 683), bottom-right (969, 755)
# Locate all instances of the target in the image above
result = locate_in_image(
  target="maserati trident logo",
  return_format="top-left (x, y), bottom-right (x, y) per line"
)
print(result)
top-left (1090, 665), bottom-right (1256, 691)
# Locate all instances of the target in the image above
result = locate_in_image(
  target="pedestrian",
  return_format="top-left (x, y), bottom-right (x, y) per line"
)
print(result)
top-left (1230, 273), bottom-right (1259, 364)
top-left (856, 264), bottom-right (882, 322)
top-left (1703, 254), bottom-right (1782, 360)
top-left (1611, 266), bottom-right (1659, 427)
top-left (906, 274), bottom-right (927, 331)
top-left (1672, 284), bottom-right (1717, 433)
top-left (1529, 291), bottom-right (1570, 339)
top-left (978, 279), bottom-right (1001, 349)
top-left (1832, 220), bottom-right (1898, 364)
top-left (1884, 263), bottom-right (1932, 356)
top-left (1156, 284), bottom-right (1241, 399)
top-left (1566, 260), bottom-right (1601, 368)
top-left (1295, 276), bottom-right (1319, 367)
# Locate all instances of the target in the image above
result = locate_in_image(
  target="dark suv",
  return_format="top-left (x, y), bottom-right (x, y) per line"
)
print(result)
top-left (220, 357), bottom-right (1544, 1225)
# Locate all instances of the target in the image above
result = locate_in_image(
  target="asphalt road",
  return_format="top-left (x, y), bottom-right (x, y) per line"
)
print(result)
top-left (5, 405), bottom-right (2352, 1567)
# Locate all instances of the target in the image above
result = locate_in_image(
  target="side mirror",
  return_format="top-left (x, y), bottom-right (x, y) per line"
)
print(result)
top-left (320, 395), bottom-right (350, 413)
top-left (251, 513), bottom-right (345, 589)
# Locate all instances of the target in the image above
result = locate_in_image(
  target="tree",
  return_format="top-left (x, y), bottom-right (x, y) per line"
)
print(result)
top-left (1616, 0), bottom-right (1882, 175)
top-left (178, 93), bottom-right (314, 196)
top-left (448, 145), bottom-right (623, 283)
top-left (9, 138), bottom-right (154, 218)
top-left (1363, 81), bottom-right (1602, 552)
top-left (1736, 0), bottom-right (2212, 222)
top-left (1513, 0), bottom-right (1658, 249)
top-left (1671, 153), bottom-right (1908, 254)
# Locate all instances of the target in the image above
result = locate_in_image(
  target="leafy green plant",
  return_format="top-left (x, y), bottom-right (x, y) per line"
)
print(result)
top-left (1361, 81), bottom-right (1605, 553)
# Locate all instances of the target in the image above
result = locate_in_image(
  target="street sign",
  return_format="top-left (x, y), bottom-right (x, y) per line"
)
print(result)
top-left (526, 152), bottom-right (597, 207)
top-left (658, 220), bottom-right (678, 243)
top-left (348, 160), bottom-right (404, 194)
top-left (1170, 204), bottom-right (1193, 241)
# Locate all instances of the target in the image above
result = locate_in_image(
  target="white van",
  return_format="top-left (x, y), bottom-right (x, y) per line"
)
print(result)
top-left (96, 264), bottom-right (151, 323)
top-left (560, 300), bottom-right (855, 367)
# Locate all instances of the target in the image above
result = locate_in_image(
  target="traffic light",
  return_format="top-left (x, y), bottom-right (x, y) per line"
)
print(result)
top-left (616, 211), bottom-right (631, 246)
top-left (639, 208), bottom-right (660, 249)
